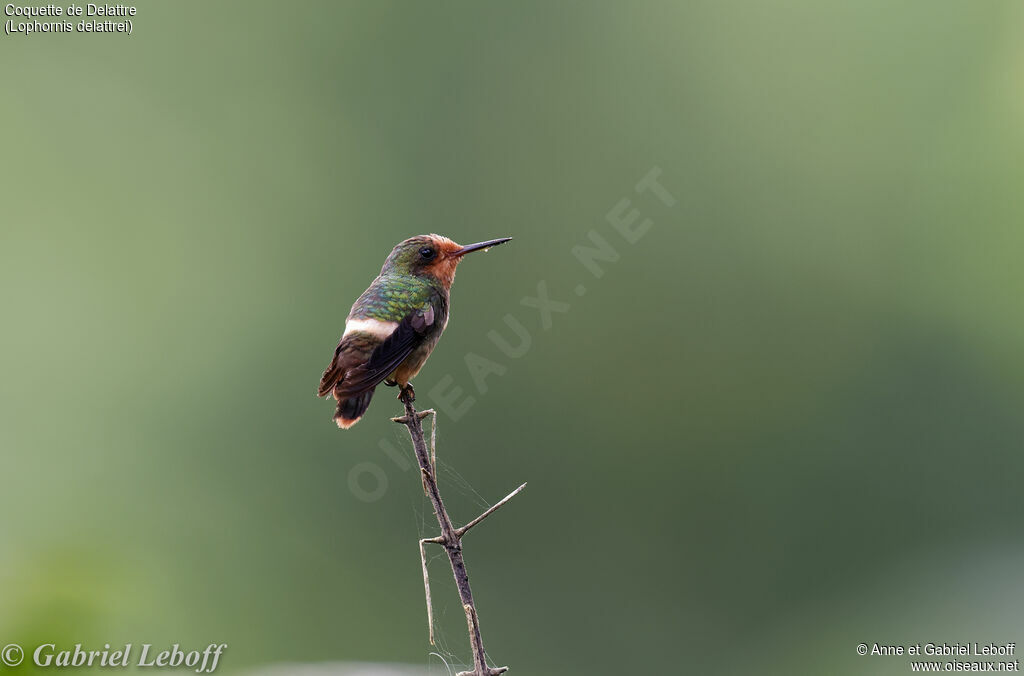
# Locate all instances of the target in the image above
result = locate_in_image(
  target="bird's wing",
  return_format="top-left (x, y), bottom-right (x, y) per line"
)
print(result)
top-left (318, 331), bottom-right (377, 397)
top-left (334, 302), bottom-right (437, 398)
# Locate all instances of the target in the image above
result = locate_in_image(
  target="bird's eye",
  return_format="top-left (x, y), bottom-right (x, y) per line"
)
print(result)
top-left (419, 247), bottom-right (436, 260)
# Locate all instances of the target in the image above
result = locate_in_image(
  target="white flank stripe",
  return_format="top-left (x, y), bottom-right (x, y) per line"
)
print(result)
top-left (343, 317), bottom-right (398, 338)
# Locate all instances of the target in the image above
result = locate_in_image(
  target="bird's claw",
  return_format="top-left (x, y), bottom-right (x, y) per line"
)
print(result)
top-left (399, 383), bottom-right (416, 402)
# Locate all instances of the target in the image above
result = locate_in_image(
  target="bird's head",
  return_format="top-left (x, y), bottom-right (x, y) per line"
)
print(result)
top-left (381, 234), bottom-right (512, 287)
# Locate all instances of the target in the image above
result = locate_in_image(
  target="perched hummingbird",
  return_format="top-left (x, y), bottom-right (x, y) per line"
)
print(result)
top-left (318, 234), bottom-right (512, 428)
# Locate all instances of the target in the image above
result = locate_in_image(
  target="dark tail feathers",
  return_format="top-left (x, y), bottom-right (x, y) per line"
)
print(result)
top-left (334, 389), bottom-right (375, 429)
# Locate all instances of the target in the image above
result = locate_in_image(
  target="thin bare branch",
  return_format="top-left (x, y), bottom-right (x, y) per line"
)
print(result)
top-left (419, 538), bottom-right (436, 646)
top-left (393, 391), bottom-right (522, 676)
top-left (391, 409), bottom-right (434, 424)
top-left (456, 483), bottom-right (527, 538)
top-left (428, 408), bottom-right (437, 472)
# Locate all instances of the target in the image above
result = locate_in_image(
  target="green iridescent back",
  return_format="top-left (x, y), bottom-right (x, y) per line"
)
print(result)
top-left (348, 274), bottom-right (442, 322)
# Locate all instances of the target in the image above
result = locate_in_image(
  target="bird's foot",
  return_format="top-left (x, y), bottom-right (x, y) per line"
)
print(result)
top-left (384, 378), bottom-right (397, 387)
top-left (398, 383), bottom-right (416, 402)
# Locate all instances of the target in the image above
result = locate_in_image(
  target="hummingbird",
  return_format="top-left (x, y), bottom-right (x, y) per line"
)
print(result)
top-left (318, 234), bottom-right (512, 428)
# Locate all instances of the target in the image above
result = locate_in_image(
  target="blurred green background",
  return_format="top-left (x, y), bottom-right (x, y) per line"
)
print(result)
top-left (3, 1), bottom-right (1024, 674)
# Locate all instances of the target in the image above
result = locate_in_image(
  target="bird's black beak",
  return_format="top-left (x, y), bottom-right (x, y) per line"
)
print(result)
top-left (452, 237), bottom-right (513, 257)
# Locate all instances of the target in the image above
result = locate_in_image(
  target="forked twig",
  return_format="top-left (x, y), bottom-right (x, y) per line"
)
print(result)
top-left (393, 390), bottom-right (525, 676)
